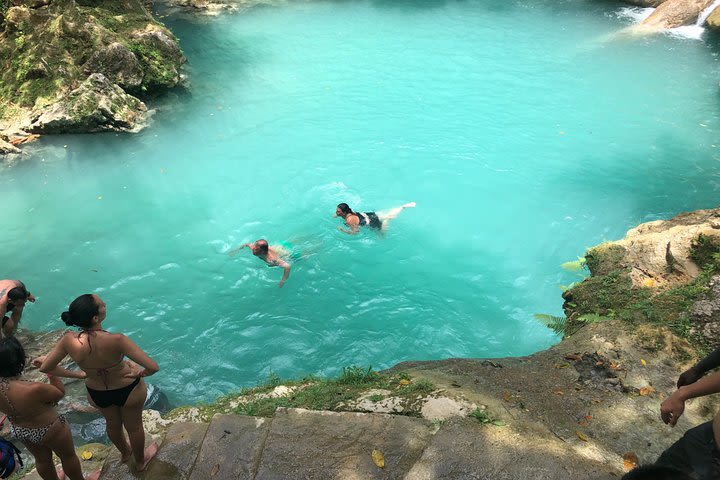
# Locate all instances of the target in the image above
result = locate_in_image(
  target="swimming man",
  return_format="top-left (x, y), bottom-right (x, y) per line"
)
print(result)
top-left (229, 239), bottom-right (292, 288)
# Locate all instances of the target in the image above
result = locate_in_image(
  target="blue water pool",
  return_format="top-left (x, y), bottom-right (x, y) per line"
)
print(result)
top-left (2, 0), bottom-right (720, 404)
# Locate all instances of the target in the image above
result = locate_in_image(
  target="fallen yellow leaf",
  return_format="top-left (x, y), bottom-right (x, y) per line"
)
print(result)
top-left (80, 450), bottom-right (93, 460)
top-left (642, 278), bottom-right (655, 287)
top-left (399, 379), bottom-right (411, 386)
top-left (372, 449), bottom-right (385, 469)
top-left (576, 431), bottom-right (588, 442)
top-left (554, 363), bottom-right (570, 369)
top-left (639, 386), bottom-right (655, 396)
top-left (641, 359), bottom-right (647, 367)
top-left (622, 452), bottom-right (638, 471)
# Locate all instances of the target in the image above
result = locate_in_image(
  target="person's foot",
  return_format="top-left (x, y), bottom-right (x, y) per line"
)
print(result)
top-left (56, 468), bottom-right (65, 480)
top-left (85, 469), bottom-right (101, 480)
top-left (136, 442), bottom-right (158, 472)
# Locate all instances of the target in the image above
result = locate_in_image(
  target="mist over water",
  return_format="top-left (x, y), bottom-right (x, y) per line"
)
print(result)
top-left (3, 0), bottom-right (720, 403)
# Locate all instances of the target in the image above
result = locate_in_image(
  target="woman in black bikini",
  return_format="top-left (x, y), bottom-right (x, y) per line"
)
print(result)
top-left (0, 337), bottom-right (96, 480)
top-left (39, 294), bottom-right (160, 472)
top-left (335, 202), bottom-right (416, 234)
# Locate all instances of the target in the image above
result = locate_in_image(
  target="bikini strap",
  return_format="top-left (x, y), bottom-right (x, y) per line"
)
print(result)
top-left (0, 378), bottom-right (18, 421)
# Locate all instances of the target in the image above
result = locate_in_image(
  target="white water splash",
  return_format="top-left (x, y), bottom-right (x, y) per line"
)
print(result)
top-left (615, 6), bottom-right (653, 24)
top-left (668, 0), bottom-right (720, 39)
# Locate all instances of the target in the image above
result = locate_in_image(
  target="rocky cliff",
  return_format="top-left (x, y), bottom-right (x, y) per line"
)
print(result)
top-left (0, 0), bottom-right (185, 139)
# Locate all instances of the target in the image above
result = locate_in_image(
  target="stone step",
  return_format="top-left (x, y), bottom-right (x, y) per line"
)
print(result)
top-left (403, 417), bottom-right (619, 480)
top-left (100, 422), bottom-right (208, 480)
top-left (254, 408), bottom-right (434, 480)
top-left (188, 414), bottom-right (270, 480)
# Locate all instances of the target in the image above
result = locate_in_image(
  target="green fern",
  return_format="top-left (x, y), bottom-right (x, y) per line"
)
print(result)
top-left (561, 256), bottom-right (587, 272)
top-left (533, 313), bottom-right (566, 335)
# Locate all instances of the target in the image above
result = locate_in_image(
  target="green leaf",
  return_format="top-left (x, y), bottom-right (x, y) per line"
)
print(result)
top-left (533, 314), bottom-right (566, 335)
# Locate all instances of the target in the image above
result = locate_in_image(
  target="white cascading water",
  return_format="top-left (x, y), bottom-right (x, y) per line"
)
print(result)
top-left (697, 0), bottom-right (720, 26)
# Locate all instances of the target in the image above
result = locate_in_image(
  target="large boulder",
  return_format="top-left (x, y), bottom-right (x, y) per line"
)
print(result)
top-left (83, 42), bottom-right (144, 92)
top-left (706, 4), bottom-right (720, 28)
top-left (621, 0), bottom-right (667, 7)
top-left (26, 73), bottom-right (147, 133)
top-left (640, 0), bottom-right (714, 29)
top-left (0, 0), bottom-right (185, 136)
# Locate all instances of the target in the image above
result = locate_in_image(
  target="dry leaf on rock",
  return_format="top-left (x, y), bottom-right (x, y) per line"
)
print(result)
top-left (372, 449), bottom-right (385, 469)
top-left (622, 452), bottom-right (638, 471)
top-left (564, 354), bottom-right (582, 361)
top-left (399, 379), bottom-right (410, 386)
top-left (80, 450), bottom-right (93, 460)
top-left (576, 431), bottom-right (588, 442)
top-left (210, 464), bottom-right (220, 476)
top-left (639, 386), bottom-right (655, 396)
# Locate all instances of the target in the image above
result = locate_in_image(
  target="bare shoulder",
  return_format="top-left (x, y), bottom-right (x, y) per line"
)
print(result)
top-left (346, 214), bottom-right (360, 225)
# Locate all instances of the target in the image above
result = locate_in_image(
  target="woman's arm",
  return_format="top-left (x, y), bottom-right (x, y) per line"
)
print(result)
top-left (39, 336), bottom-right (70, 374)
top-left (120, 335), bottom-right (159, 378)
top-left (29, 376), bottom-right (65, 403)
top-left (32, 356), bottom-right (85, 379)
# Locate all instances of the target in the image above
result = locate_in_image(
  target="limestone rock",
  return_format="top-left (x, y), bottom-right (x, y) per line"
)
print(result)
top-left (691, 275), bottom-right (720, 344)
top-left (129, 28), bottom-right (186, 92)
top-left (607, 207), bottom-right (720, 288)
top-left (0, 138), bottom-right (21, 155)
top-left (27, 73), bottom-right (147, 134)
top-left (621, 0), bottom-right (667, 6)
top-left (640, 0), bottom-right (714, 29)
top-left (706, 5), bottom-right (720, 28)
top-left (4, 7), bottom-right (31, 32)
top-left (83, 43), bottom-right (144, 92)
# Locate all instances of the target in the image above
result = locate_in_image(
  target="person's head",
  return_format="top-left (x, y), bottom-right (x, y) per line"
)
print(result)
top-left (621, 464), bottom-right (694, 480)
top-left (0, 337), bottom-right (25, 378)
top-left (336, 203), bottom-right (352, 218)
top-left (251, 239), bottom-right (269, 256)
top-left (6, 286), bottom-right (28, 309)
top-left (61, 294), bottom-right (107, 329)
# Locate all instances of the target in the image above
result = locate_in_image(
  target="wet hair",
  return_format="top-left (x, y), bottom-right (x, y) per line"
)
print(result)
top-left (336, 203), bottom-right (353, 216)
top-left (621, 465), bottom-right (693, 480)
top-left (61, 294), bottom-right (99, 329)
top-left (7, 286), bottom-right (28, 303)
top-left (0, 337), bottom-right (25, 378)
top-left (255, 239), bottom-right (269, 255)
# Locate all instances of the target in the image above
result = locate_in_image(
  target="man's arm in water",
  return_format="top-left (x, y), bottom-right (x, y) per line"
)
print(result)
top-left (228, 243), bottom-right (251, 256)
top-left (278, 260), bottom-right (291, 288)
top-left (677, 347), bottom-right (720, 387)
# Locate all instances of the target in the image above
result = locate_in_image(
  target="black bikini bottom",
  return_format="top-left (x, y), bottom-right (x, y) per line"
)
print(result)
top-left (86, 377), bottom-right (141, 408)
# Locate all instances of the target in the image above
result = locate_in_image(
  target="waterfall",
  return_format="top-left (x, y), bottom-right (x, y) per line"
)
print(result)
top-left (697, 0), bottom-right (720, 26)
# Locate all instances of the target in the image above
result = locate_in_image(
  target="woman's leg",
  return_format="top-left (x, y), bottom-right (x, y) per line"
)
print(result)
top-left (23, 441), bottom-right (60, 480)
top-left (121, 380), bottom-right (157, 471)
top-left (88, 396), bottom-right (131, 462)
top-left (42, 420), bottom-right (92, 480)
top-left (377, 202), bottom-right (416, 231)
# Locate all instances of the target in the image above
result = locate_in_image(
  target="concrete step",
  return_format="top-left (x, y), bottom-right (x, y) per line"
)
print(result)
top-left (100, 423), bottom-right (208, 480)
top-left (403, 418), bottom-right (619, 480)
top-left (188, 414), bottom-right (270, 480)
top-left (254, 408), bottom-right (434, 480)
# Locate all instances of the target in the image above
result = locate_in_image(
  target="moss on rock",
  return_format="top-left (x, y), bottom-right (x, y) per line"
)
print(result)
top-left (563, 221), bottom-right (720, 349)
top-left (0, 0), bottom-right (185, 132)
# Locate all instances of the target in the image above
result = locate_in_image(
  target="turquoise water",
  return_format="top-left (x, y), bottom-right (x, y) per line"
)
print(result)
top-left (2, 0), bottom-right (720, 404)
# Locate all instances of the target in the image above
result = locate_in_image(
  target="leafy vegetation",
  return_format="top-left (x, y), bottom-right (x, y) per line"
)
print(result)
top-left (560, 235), bottom-right (720, 348)
top-left (167, 367), bottom-right (437, 421)
top-left (469, 407), bottom-right (505, 426)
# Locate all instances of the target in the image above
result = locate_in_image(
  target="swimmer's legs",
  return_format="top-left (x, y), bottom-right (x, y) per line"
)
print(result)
top-left (378, 202), bottom-right (416, 231)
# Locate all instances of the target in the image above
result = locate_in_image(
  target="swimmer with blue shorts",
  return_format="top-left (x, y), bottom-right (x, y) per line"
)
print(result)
top-left (229, 239), bottom-right (292, 288)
